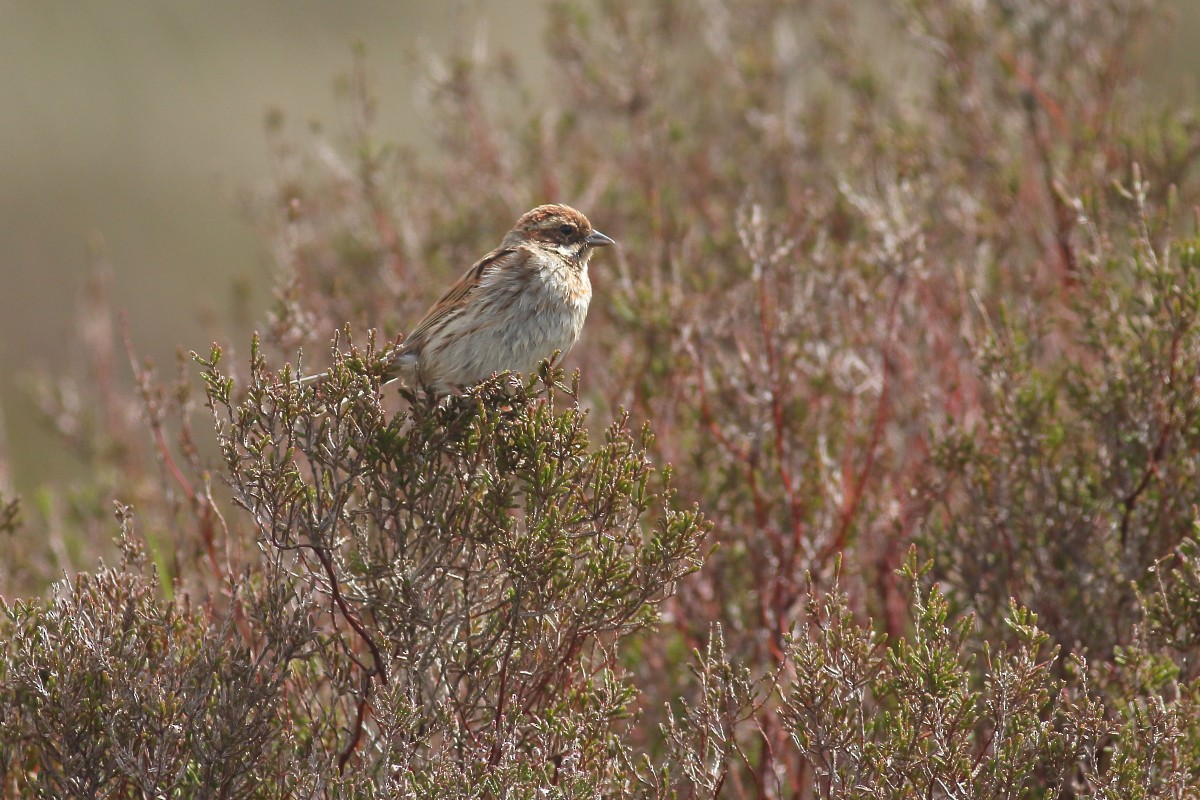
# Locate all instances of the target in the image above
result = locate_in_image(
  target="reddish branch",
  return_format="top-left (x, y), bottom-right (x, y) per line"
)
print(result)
top-left (489, 600), bottom-right (521, 768)
top-left (1009, 53), bottom-right (1078, 286)
top-left (301, 539), bottom-right (388, 769)
top-left (755, 263), bottom-right (806, 558)
top-left (1119, 325), bottom-right (1183, 547)
top-left (122, 319), bottom-right (225, 581)
top-left (338, 690), bottom-right (374, 773)
top-left (819, 277), bottom-right (904, 565)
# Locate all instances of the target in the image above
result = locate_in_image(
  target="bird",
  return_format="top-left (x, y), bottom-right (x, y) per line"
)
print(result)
top-left (383, 204), bottom-right (614, 395)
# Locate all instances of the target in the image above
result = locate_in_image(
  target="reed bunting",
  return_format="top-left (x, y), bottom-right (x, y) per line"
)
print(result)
top-left (385, 204), bottom-right (614, 394)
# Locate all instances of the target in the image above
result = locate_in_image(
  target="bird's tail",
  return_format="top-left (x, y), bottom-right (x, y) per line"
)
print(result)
top-left (292, 349), bottom-right (409, 389)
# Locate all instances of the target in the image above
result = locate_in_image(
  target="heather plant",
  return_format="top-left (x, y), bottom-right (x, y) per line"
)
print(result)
top-left (2, 355), bottom-right (706, 794)
top-left (200, 339), bottom-right (705, 779)
top-left (923, 176), bottom-right (1200, 658)
top-left (1, 511), bottom-right (314, 798)
top-left (3, 0), bottom-right (1200, 797)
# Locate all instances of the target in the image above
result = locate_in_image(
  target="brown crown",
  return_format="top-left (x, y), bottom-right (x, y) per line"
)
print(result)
top-left (515, 204), bottom-right (592, 232)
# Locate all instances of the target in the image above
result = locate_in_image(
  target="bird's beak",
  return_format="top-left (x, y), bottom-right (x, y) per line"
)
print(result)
top-left (586, 230), bottom-right (616, 248)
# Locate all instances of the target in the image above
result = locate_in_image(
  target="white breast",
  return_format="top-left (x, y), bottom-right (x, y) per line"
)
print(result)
top-left (420, 249), bottom-right (592, 391)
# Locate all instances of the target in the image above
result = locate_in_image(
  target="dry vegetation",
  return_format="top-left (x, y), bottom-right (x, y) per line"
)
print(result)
top-left (4, 0), bottom-right (1200, 797)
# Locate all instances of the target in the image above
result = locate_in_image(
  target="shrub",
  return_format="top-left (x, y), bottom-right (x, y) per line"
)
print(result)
top-left (4, 0), bottom-right (1200, 796)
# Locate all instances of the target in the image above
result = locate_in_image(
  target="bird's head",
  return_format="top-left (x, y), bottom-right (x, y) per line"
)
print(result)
top-left (506, 204), bottom-right (615, 265)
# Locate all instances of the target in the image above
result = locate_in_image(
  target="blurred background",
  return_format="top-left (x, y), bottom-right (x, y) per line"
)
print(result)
top-left (0, 0), bottom-right (1196, 494)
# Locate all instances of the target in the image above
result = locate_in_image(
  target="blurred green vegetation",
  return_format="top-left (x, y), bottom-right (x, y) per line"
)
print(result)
top-left (1, 0), bottom-right (1197, 493)
top-left (4, 1), bottom-right (1200, 795)
top-left (0, 0), bottom-right (544, 494)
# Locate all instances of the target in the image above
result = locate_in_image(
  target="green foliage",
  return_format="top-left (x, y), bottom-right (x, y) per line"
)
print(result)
top-left (924, 178), bottom-right (1200, 656)
top-left (0, 511), bottom-right (311, 798)
top-left (779, 557), bottom-right (1101, 800)
top-left (0, 493), bottom-right (18, 536)
top-left (4, 0), bottom-right (1200, 796)
top-left (2, 352), bottom-right (706, 795)
top-left (200, 339), bottom-right (705, 780)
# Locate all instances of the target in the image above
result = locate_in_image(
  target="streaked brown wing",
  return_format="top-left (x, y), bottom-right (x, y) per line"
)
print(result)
top-left (399, 246), bottom-right (518, 355)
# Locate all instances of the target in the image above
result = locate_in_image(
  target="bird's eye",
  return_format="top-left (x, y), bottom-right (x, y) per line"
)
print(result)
top-left (558, 224), bottom-right (576, 237)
